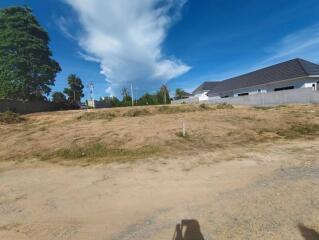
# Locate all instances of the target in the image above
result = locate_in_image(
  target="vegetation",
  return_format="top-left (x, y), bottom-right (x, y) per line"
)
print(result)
top-left (52, 92), bottom-right (67, 104)
top-left (175, 88), bottom-right (189, 100)
top-left (77, 111), bottom-right (116, 121)
top-left (63, 74), bottom-right (84, 105)
top-left (97, 84), bottom-right (171, 108)
top-left (216, 103), bottom-right (234, 109)
top-left (100, 96), bottom-right (122, 108)
top-left (158, 84), bottom-right (171, 104)
top-left (277, 123), bottom-right (319, 139)
top-left (0, 7), bottom-right (61, 101)
top-left (121, 87), bottom-right (132, 106)
top-left (0, 111), bottom-right (25, 124)
top-left (122, 108), bottom-right (151, 117)
top-left (51, 143), bottom-right (161, 163)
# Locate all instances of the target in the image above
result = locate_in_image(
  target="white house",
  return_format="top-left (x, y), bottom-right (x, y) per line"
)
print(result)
top-left (192, 58), bottom-right (319, 101)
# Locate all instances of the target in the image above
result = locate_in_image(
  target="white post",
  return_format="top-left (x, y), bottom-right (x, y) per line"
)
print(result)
top-left (182, 121), bottom-right (186, 137)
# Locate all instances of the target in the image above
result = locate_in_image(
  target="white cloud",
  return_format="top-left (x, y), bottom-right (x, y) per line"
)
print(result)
top-left (61, 0), bottom-right (191, 96)
top-left (261, 23), bottom-right (319, 65)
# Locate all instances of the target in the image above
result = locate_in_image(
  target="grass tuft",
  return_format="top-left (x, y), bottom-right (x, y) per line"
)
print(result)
top-left (277, 123), bottom-right (319, 139)
top-left (216, 103), bottom-right (234, 109)
top-left (157, 105), bottom-right (197, 114)
top-left (122, 108), bottom-right (151, 117)
top-left (199, 103), bottom-right (210, 109)
top-left (77, 111), bottom-right (116, 120)
top-left (175, 132), bottom-right (190, 139)
top-left (0, 111), bottom-right (25, 124)
top-left (46, 143), bottom-right (162, 163)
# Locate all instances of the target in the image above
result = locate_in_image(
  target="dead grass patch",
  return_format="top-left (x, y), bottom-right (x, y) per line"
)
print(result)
top-left (277, 123), bottom-right (319, 139)
top-left (216, 103), bottom-right (234, 109)
top-left (44, 143), bottom-right (163, 163)
top-left (0, 111), bottom-right (25, 124)
top-left (122, 108), bottom-right (151, 117)
top-left (76, 111), bottom-right (116, 121)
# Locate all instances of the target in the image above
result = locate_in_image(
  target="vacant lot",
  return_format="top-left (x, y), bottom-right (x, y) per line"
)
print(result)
top-left (0, 104), bottom-right (319, 239)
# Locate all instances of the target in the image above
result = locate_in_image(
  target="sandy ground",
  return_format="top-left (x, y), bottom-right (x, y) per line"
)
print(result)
top-left (0, 105), bottom-right (319, 239)
top-left (0, 139), bottom-right (318, 240)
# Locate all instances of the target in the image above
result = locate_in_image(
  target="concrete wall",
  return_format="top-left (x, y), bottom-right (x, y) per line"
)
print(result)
top-left (0, 100), bottom-right (66, 114)
top-left (172, 88), bottom-right (319, 106)
top-left (210, 77), bottom-right (319, 98)
top-left (172, 97), bottom-right (199, 105)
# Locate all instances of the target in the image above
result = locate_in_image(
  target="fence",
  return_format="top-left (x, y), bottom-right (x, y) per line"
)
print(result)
top-left (0, 99), bottom-right (66, 114)
top-left (172, 88), bottom-right (319, 106)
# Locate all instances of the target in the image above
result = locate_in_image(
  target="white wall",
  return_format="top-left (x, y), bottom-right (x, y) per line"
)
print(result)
top-left (223, 77), bottom-right (319, 99)
top-left (195, 92), bottom-right (209, 101)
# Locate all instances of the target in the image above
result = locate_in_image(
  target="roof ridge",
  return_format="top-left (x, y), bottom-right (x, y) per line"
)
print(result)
top-left (296, 58), bottom-right (309, 75)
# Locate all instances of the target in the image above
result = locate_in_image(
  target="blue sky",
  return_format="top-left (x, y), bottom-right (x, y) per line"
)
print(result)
top-left (1, 0), bottom-right (319, 99)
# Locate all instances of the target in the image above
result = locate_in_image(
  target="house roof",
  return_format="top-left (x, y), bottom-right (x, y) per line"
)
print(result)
top-left (207, 58), bottom-right (319, 96)
top-left (192, 81), bottom-right (221, 95)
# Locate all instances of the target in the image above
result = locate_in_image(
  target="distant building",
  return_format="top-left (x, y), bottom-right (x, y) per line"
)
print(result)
top-left (192, 58), bottom-right (319, 100)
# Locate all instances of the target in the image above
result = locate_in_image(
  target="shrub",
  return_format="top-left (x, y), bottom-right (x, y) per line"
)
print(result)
top-left (199, 103), bottom-right (210, 109)
top-left (0, 111), bottom-right (25, 124)
top-left (277, 123), bottom-right (319, 139)
top-left (216, 103), bottom-right (234, 109)
top-left (123, 108), bottom-right (151, 117)
top-left (77, 111), bottom-right (116, 120)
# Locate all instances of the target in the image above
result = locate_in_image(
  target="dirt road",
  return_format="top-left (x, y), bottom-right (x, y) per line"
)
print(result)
top-left (1, 139), bottom-right (318, 240)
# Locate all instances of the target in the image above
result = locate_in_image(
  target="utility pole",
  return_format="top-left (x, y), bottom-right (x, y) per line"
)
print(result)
top-left (89, 82), bottom-right (94, 101)
top-left (131, 83), bottom-right (134, 106)
top-left (88, 81), bottom-right (95, 108)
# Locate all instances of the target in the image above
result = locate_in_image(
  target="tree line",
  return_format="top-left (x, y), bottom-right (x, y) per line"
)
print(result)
top-left (100, 84), bottom-right (171, 108)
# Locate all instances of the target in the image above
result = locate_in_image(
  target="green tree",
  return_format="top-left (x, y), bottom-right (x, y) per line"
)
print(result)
top-left (121, 87), bottom-right (132, 106)
top-left (52, 91), bottom-right (66, 104)
top-left (157, 84), bottom-right (170, 104)
top-left (137, 93), bottom-right (158, 106)
top-left (63, 74), bottom-right (84, 104)
top-left (175, 88), bottom-right (188, 100)
top-left (101, 96), bottom-right (122, 108)
top-left (0, 7), bottom-right (61, 100)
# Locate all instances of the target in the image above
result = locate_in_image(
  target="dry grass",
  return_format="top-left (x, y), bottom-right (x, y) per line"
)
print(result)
top-left (0, 111), bottom-right (25, 124)
top-left (1, 104), bottom-right (319, 164)
top-left (46, 143), bottom-right (162, 163)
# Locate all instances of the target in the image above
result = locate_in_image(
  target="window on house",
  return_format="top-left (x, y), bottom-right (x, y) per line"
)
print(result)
top-left (238, 93), bottom-right (249, 96)
top-left (274, 86), bottom-right (294, 91)
top-left (221, 96), bottom-right (229, 98)
top-left (257, 89), bottom-right (262, 93)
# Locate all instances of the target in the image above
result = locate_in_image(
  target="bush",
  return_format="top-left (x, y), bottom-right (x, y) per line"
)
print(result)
top-left (0, 111), bottom-right (25, 124)
top-left (123, 108), bottom-right (151, 117)
top-left (77, 111), bottom-right (116, 120)
top-left (277, 123), bottom-right (319, 139)
top-left (199, 103), bottom-right (210, 109)
top-left (216, 103), bottom-right (234, 109)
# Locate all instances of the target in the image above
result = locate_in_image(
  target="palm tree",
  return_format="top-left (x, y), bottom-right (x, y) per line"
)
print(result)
top-left (175, 88), bottom-right (187, 100)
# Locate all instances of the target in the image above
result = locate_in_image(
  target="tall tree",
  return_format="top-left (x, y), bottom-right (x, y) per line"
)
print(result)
top-left (63, 74), bottom-right (84, 104)
top-left (0, 7), bottom-right (61, 100)
top-left (137, 93), bottom-right (158, 106)
top-left (175, 88), bottom-right (188, 100)
top-left (52, 91), bottom-right (66, 104)
top-left (121, 87), bottom-right (132, 106)
top-left (158, 84), bottom-right (170, 104)
top-left (101, 96), bottom-right (122, 108)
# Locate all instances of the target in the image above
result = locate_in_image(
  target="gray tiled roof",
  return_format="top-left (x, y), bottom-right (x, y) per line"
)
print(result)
top-left (206, 58), bottom-right (319, 96)
top-left (192, 81), bottom-right (221, 94)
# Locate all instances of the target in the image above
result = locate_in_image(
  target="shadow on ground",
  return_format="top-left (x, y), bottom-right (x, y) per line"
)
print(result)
top-left (298, 224), bottom-right (319, 240)
top-left (172, 219), bottom-right (205, 240)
